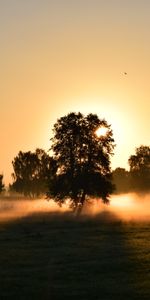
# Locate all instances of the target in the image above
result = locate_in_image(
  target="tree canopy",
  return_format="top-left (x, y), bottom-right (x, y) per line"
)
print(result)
top-left (11, 149), bottom-right (55, 198)
top-left (47, 112), bottom-right (115, 212)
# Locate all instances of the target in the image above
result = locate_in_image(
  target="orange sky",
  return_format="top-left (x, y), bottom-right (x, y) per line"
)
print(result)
top-left (0, 0), bottom-right (150, 185)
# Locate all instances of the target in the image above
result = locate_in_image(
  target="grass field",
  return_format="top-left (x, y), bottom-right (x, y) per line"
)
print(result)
top-left (0, 205), bottom-right (150, 299)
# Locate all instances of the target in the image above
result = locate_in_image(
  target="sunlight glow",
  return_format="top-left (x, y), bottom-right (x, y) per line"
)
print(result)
top-left (95, 126), bottom-right (108, 138)
top-left (111, 195), bottom-right (134, 208)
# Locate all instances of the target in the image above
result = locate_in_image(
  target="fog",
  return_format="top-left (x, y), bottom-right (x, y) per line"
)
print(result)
top-left (111, 193), bottom-right (150, 221)
top-left (0, 198), bottom-right (70, 223)
top-left (0, 193), bottom-right (150, 223)
top-left (84, 193), bottom-right (150, 221)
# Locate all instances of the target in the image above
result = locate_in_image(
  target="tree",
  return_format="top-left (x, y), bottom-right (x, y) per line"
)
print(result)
top-left (47, 112), bottom-right (115, 212)
top-left (0, 174), bottom-right (4, 193)
top-left (112, 168), bottom-right (130, 194)
top-left (128, 145), bottom-right (150, 192)
top-left (11, 149), bottom-right (55, 198)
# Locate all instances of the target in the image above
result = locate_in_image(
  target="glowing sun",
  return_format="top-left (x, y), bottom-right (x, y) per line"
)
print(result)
top-left (95, 126), bottom-right (108, 138)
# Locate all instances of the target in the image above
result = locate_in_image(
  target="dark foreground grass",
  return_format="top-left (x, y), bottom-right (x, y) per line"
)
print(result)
top-left (0, 211), bottom-right (150, 300)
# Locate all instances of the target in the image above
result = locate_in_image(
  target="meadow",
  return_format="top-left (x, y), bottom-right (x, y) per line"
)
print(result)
top-left (0, 198), bottom-right (150, 300)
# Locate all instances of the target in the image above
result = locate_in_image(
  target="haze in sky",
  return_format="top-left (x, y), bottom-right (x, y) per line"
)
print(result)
top-left (0, 0), bottom-right (150, 184)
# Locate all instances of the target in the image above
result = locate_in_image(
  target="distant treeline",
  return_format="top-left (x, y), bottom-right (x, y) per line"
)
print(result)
top-left (1, 144), bottom-right (150, 198)
top-left (0, 113), bottom-right (150, 212)
top-left (0, 174), bottom-right (4, 194)
top-left (112, 146), bottom-right (150, 194)
top-left (1, 146), bottom-right (150, 197)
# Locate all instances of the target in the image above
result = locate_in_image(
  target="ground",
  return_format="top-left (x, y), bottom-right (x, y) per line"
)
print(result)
top-left (0, 211), bottom-right (150, 300)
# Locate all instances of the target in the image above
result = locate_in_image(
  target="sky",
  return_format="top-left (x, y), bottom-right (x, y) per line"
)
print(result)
top-left (0, 0), bottom-right (150, 185)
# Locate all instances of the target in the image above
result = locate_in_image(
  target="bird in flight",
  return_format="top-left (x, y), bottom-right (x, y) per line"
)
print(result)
top-left (124, 72), bottom-right (127, 75)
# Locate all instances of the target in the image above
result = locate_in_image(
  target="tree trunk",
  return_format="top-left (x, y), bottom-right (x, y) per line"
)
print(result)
top-left (75, 190), bottom-right (86, 216)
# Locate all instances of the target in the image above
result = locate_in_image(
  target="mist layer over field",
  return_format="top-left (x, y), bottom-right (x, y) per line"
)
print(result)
top-left (0, 193), bottom-right (150, 223)
top-left (0, 198), bottom-right (70, 223)
top-left (85, 193), bottom-right (150, 221)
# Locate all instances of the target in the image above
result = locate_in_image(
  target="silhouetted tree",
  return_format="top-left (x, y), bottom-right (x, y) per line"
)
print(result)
top-left (47, 112), bottom-right (115, 213)
top-left (128, 145), bottom-right (150, 192)
top-left (0, 174), bottom-right (4, 193)
top-left (112, 168), bottom-right (130, 194)
top-left (11, 149), bottom-right (55, 198)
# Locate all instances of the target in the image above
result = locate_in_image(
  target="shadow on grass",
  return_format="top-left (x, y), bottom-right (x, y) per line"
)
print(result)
top-left (0, 211), bottom-right (150, 299)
